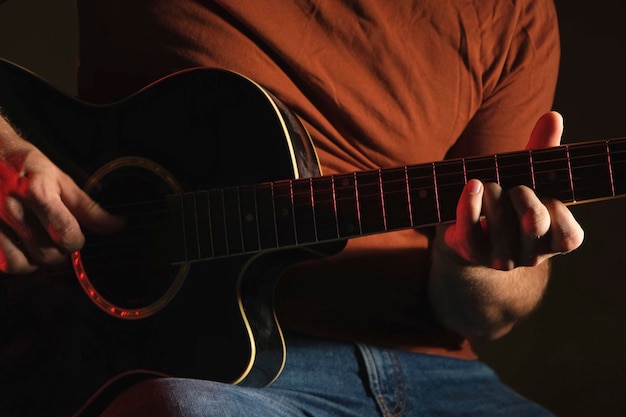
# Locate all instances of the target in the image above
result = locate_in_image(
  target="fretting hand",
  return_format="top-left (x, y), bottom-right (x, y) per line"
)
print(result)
top-left (429, 112), bottom-right (585, 341)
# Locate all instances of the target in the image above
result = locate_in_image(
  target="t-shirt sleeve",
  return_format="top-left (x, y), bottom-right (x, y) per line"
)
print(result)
top-left (446, 0), bottom-right (560, 159)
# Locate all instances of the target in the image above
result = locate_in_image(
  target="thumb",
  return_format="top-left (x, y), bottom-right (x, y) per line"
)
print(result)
top-left (526, 111), bottom-right (564, 150)
top-left (61, 176), bottom-right (125, 235)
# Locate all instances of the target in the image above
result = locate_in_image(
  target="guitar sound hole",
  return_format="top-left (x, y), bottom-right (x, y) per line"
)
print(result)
top-left (79, 162), bottom-right (184, 313)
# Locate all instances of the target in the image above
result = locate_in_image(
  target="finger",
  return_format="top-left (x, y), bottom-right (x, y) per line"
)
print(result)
top-left (59, 174), bottom-right (125, 235)
top-left (445, 179), bottom-right (485, 263)
top-left (543, 198), bottom-right (585, 254)
top-left (0, 225), bottom-right (38, 275)
top-left (482, 182), bottom-right (518, 270)
top-left (2, 194), bottom-right (70, 266)
top-left (18, 174), bottom-right (86, 253)
top-left (507, 185), bottom-right (551, 266)
top-left (526, 111), bottom-right (564, 150)
top-left (455, 179), bottom-right (484, 241)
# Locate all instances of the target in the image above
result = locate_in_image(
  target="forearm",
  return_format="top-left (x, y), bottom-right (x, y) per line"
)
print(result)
top-left (428, 234), bottom-right (551, 342)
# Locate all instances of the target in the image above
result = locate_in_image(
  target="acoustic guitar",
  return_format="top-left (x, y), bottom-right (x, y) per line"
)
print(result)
top-left (0, 59), bottom-right (623, 417)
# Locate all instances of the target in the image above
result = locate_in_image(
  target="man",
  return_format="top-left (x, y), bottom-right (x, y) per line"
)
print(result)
top-left (0, 1), bottom-right (583, 415)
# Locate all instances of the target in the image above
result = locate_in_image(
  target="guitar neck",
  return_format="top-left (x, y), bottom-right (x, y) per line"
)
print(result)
top-left (174, 137), bottom-right (626, 262)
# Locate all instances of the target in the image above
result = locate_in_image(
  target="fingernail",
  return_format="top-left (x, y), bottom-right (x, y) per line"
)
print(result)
top-left (467, 180), bottom-right (482, 194)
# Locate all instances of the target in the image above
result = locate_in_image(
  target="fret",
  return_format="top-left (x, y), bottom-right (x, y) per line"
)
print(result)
top-left (532, 147), bottom-right (573, 202)
top-left (566, 147), bottom-right (575, 201)
top-left (433, 160), bottom-right (466, 223)
top-left (195, 191), bottom-right (213, 259)
top-left (273, 180), bottom-right (297, 247)
top-left (379, 170), bottom-right (387, 232)
top-left (404, 167), bottom-right (414, 227)
top-left (180, 193), bottom-right (200, 261)
top-left (381, 168), bottom-right (411, 230)
top-left (208, 189), bottom-right (229, 256)
top-left (311, 176), bottom-right (339, 241)
top-left (356, 170), bottom-right (385, 234)
top-left (569, 142), bottom-right (613, 202)
top-left (496, 151), bottom-right (534, 190)
top-left (406, 164), bottom-right (438, 227)
top-left (255, 183), bottom-right (279, 250)
top-left (292, 178), bottom-right (317, 244)
top-left (607, 141), bottom-right (616, 197)
top-left (238, 185), bottom-right (260, 252)
top-left (165, 194), bottom-right (188, 264)
top-left (530, 152), bottom-right (537, 190)
top-left (222, 187), bottom-right (244, 254)
top-left (334, 173), bottom-right (361, 238)
top-left (432, 163), bottom-right (441, 222)
top-left (608, 139), bottom-right (626, 196)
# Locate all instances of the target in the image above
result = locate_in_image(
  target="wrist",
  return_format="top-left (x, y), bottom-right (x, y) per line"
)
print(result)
top-left (428, 237), bottom-right (549, 341)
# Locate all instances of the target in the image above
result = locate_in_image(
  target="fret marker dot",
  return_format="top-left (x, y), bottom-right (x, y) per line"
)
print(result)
top-left (280, 208), bottom-right (289, 217)
top-left (419, 189), bottom-right (427, 199)
top-left (340, 178), bottom-right (350, 187)
top-left (548, 171), bottom-right (557, 181)
top-left (245, 213), bottom-right (254, 222)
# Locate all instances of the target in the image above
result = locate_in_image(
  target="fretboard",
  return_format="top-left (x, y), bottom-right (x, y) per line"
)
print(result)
top-left (174, 138), bottom-right (626, 262)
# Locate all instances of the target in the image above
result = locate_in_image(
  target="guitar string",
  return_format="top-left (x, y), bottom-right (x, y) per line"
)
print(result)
top-left (94, 145), bottom-right (626, 215)
top-left (79, 147), bottom-right (626, 262)
top-left (87, 149), bottom-right (626, 237)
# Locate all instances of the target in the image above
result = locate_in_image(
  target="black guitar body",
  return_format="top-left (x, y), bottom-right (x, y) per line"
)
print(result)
top-left (0, 60), bottom-right (336, 417)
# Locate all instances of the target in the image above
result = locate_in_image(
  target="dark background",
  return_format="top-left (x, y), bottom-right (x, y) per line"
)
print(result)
top-left (1, 1), bottom-right (625, 416)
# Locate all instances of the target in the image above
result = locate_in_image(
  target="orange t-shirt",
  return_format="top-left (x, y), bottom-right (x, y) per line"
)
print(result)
top-left (76, 0), bottom-right (560, 358)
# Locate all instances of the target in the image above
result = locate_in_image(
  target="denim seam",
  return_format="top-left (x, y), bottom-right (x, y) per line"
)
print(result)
top-left (356, 343), bottom-right (407, 417)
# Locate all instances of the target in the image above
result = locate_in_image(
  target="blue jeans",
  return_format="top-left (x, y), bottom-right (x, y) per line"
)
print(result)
top-left (100, 336), bottom-right (554, 417)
